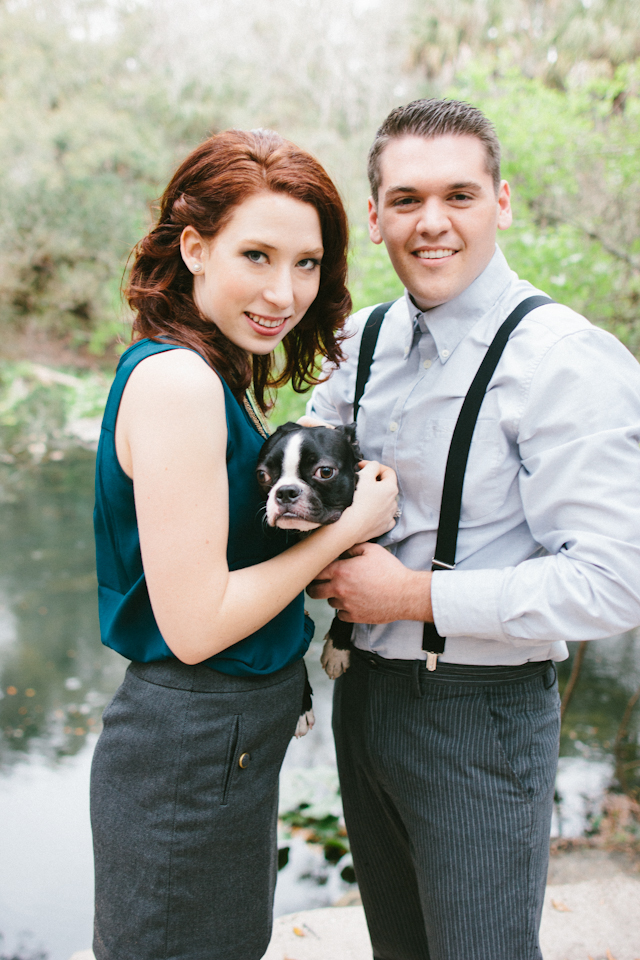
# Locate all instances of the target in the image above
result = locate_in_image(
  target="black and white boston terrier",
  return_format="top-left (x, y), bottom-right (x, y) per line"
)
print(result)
top-left (257, 422), bottom-right (360, 733)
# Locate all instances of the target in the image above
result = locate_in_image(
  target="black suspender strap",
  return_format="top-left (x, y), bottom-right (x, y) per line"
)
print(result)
top-left (422, 295), bottom-right (554, 668)
top-left (353, 301), bottom-right (397, 421)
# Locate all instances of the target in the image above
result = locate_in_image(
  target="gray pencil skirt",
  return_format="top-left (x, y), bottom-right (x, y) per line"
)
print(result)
top-left (90, 657), bottom-right (305, 960)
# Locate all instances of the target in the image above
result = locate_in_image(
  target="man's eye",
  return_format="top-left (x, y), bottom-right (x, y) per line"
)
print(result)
top-left (256, 469), bottom-right (271, 485)
top-left (314, 466), bottom-right (336, 480)
top-left (245, 250), bottom-right (268, 264)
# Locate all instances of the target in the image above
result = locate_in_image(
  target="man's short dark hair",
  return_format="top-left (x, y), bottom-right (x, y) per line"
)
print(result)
top-left (368, 98), bottom-right (501, 202)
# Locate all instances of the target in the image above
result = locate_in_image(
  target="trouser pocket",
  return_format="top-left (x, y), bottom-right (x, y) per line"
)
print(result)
top-left (221, 714), bottom-right (241, 806)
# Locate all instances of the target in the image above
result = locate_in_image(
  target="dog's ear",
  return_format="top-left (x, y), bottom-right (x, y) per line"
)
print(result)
top-left (339, 422), bottom-right (362, 463)
top-left (272, 421), bottom-right (302, 437)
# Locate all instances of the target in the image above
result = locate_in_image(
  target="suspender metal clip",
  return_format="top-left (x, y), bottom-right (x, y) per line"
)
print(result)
top-left (426, 652), bottom-right (439, 672)
top-left (431, 558), bottom-right (456, 571)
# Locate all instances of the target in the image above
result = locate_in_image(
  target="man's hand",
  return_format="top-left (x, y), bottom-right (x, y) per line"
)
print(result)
top-left (307, 542), bottom-right (433, 624)
top-left (296, 415), bottom-right (334, 428)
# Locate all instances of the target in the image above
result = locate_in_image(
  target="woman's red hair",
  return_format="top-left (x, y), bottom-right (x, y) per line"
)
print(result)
top-left (126, 129), bottom-right (351, 411)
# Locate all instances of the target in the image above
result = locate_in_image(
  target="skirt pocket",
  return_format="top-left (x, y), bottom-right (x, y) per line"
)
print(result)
top-left (221, 714), bottom-right (241, 806)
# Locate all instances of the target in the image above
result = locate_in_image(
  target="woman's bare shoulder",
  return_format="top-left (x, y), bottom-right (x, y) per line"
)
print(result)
top-left (124, 346), bottom-right (225, 408)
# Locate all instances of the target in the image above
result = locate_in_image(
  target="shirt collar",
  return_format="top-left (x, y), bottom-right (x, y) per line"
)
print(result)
top-left (404, 246), bottom-right (514, 363)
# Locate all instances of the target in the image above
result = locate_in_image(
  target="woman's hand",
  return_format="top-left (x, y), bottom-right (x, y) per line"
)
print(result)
top-left (336, 459), bottom-right (398, 543)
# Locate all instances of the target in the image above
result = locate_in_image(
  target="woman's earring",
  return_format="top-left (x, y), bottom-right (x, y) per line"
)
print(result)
top-left (192, 262), bottom-right (203, 273)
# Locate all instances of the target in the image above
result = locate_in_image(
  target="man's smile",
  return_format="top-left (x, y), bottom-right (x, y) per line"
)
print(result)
top-left (413, 248), bottom-right (458, 260)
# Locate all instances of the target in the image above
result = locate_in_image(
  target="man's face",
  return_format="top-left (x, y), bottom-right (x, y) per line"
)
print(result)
top-left (368, 134), bottom-right (512, 311)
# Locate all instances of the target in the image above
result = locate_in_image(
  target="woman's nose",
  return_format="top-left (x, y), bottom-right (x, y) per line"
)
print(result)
top-left (263, 268), bottom-right (294, 310)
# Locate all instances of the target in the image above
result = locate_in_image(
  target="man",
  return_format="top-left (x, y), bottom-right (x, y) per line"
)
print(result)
top-left (305, 99), bottom-right (640, 960)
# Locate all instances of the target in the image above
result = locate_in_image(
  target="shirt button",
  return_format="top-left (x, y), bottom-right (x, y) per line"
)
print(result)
top-left (389, 422), bottom-right (398, 432)
top-left (238, 752), bottom-right (251, 769)
top-left (441, 349), bottom-right (450, 359)
top-left (404, 347), bottom-right (409, 357)
top-left (423, 358), bottom-right (432, 369)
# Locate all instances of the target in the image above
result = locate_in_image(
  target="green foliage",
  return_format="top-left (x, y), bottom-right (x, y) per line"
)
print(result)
top-left (0, 0), bottom-right (221, 357)
top-left (1, 0), bottom-right (639, 372)
top-left (269, 382), bottom-right (307, 428)
top-left (410, 0), bottom-right (640, 87)
top-left (449, 65), bottom-right (640, 350)
top-left (349, 225), bottom-right (405, 314)
top-left (0, 361), bottom-right (108, 464)
top-left (280, 803), bottom-right (351, 868)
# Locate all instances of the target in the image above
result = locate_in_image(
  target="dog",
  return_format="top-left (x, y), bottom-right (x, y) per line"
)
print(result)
top-left (257, 422), bottom-right (360, 734)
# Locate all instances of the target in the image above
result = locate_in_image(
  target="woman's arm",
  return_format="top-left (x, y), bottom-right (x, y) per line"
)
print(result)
top-left (116, 349), bottom-right (397, 664)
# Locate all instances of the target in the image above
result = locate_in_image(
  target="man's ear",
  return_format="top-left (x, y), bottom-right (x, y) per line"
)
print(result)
top-left (368, 197), bottom-right (384, 245)
top-left (497, 181), bottom-right (512, 231)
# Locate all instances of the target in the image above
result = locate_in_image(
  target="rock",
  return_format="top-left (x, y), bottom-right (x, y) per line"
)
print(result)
top-left (69, 875), bottom-right (640, 960)
top-left (261, 906), bottom-right (372, 960)
top-left (541, 876), bottom-right (640, 960)
top-left (262, 876), bottom-right (640, 960)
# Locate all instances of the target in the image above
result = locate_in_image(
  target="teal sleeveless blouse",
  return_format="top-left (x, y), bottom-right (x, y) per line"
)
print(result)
top-left (93, 339), bottom-right (314, 676)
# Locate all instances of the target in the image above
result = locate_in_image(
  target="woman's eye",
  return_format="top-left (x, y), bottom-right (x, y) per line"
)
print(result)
top-left (298, 258), bottom-right (321, 271)
top-left (314, 466), bottom-right (336, 480)
top-left (256, 469), bottom-right (271, 485)
top-left (245, 250), bottom-right (268, 264)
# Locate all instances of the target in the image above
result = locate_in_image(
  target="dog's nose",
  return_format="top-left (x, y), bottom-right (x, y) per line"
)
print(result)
top-left (275, 485), bottom-right (302, 504)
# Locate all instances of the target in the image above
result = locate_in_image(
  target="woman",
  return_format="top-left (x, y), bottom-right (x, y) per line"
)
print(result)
top-left (90, 128), bottom-right (397, 960)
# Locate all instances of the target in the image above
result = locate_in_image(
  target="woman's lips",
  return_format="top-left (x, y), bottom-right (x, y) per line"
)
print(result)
top-left (245, 311), bottom-right (289, 336)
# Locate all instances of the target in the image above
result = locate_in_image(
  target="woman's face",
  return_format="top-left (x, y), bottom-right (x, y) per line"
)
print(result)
top-left (180, 191), bottom-right (324, 355)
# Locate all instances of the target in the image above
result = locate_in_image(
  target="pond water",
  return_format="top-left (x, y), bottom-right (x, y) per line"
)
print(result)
top-left (0, 453), bottom-right (639, 959)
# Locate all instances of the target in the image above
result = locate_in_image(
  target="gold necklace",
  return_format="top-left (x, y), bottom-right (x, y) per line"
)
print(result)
top-left (243, 386), bottom-right (271, 439)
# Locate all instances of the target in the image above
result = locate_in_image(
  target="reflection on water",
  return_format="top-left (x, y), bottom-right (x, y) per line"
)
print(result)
top-left (0, 454), bottom-right (126, 772)
top-left (556, 632), bottom-right (640, 800)
top-left (0, 454), bottom-right (639, 958)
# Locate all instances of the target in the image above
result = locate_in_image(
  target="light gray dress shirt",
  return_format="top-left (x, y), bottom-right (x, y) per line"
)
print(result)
top-left (308, 247), bottom-right (640, 665)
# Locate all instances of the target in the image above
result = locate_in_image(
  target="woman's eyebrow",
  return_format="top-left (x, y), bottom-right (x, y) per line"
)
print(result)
top-left (240, 239), bottom-right (324, 256)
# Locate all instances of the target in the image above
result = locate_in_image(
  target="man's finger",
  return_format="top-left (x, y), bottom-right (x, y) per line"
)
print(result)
top-left (307, 580), bottom-right (338, 601)
top-left (347, 542), bottom-right (368, 558)
top-left (296, 415), bottom-right (334, 428)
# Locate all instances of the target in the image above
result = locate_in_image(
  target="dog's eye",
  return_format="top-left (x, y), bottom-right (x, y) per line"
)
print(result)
top-left (314, 466), bottom-right (337, 481)
top-left (256, 469), bottom-right (271, 485)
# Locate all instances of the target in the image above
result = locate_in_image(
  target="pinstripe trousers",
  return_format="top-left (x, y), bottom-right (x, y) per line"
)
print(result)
top-left (333, 650), bottom-right (560, 960)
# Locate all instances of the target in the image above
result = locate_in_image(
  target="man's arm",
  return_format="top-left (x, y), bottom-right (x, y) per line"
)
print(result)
top-left (310, 324), bottom-right (640, 643)
top-left (431, 326), bottom-right (640, 645)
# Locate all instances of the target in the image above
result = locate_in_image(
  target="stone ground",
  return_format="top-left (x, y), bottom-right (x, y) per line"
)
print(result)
top-left (69, 849), bottom-right (640, 960)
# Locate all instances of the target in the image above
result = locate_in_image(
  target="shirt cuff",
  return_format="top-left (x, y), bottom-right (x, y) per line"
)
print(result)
top-left (431, 568), bottom-right (510, 642)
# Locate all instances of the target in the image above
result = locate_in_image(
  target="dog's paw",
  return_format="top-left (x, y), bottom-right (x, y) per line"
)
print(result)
top-left (321, 635), bottom-right (351, 679)
top-left (294, 709), bottom-right (315, 738)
